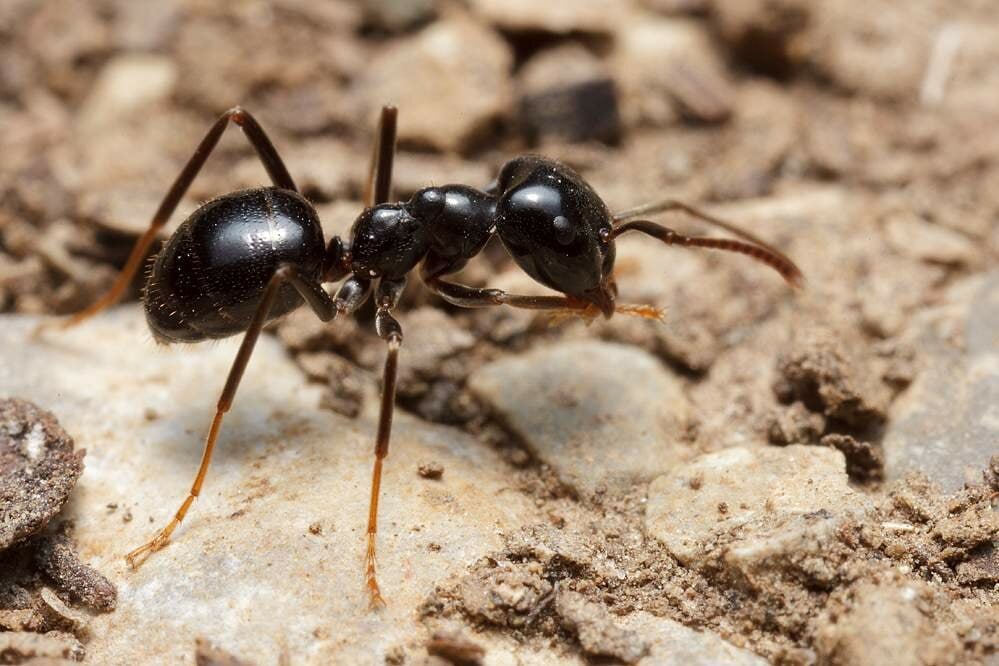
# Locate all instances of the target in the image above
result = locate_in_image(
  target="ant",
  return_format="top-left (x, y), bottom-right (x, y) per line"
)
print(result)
top-left (36, 105), bottom-right (802, 608)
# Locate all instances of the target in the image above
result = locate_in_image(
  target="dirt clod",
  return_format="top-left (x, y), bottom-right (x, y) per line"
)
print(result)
top-left (0, 399), bottom-right (84, 550)
top-left (418, 462), bottom-right (445, 480)
top-left (35, 525), bottom-right (116, 613)
top-left (555, 589), bottom-right (648, 664)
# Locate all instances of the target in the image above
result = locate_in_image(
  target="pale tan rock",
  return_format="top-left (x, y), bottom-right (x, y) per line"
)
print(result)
top-left (645, 445), bottom-right (867, 566)
top-left (352, 17), bottom-right (512, 153)
top-left (614, 17), bottom-right (733, 126)
top-left (469, 340), bottom-right (692, 495)
top-left (2, 308), bottom-right (535, 664)
top-left (470, 0), bottom-right (626, 35)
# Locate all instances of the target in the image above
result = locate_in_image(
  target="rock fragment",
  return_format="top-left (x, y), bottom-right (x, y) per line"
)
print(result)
top-left (35, 527), bottom-right (116, 612)
top-left (0, 399), bottom-right (84, 551)
top-left (645, 445), bottom-right (867, 567)
top-left (469, 0), bottom-right (621, 35)
top-left (352, 17), bottom-right (512, 152)
top-left (614, 18), bottom-right (733, 126)
top-left (556, 590), bottom-right (649, 664)
top-left (469, 340), bottom-right (692, 496)
top-left (774, 328), bottom-right (889, 429)
top-left (0, 630), bottom-right (85, 663)
top-left (813, 579), bottom-right (958, 666)
top-left (517, 44), bottom-right (621, 144)
top-left (883, 271), bottom-right (999, 490)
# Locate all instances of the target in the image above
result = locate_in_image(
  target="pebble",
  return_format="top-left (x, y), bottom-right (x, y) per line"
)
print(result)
top-left (883, 271), bottom-right (999, 491)
top-left (0, 398), bottom-right (84, 551)
top-left (77, 54), bottom-right (177, 132)
top-left (469, 0), bottom-right (624, 35)
top-left (883, 212), bottom-right (978, 266)
top-left (469, 340), bottom-right (692, 496)
top-left (614, 17), bottom-right (733, 126)
top-left (645, 445), bottom-right (867, 567)
top-left (352, 17), bottom-right (513, 153)
top-left (518, 44), bottom-right (621, 144)
top-left (813, 579), bottom-right (958, 666)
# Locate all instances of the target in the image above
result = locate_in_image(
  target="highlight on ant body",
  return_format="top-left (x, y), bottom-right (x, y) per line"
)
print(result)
top-left (35, 105), bottom-right (802, 608)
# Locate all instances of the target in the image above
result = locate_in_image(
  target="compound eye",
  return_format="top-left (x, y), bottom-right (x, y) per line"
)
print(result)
top-left (552, 215), bottom-right (575, 246)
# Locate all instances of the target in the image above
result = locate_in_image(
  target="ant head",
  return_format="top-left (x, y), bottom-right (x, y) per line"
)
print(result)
top-left (493, 156), bottom-right (617, 317)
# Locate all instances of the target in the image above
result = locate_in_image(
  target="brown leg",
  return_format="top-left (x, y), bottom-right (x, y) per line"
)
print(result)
top-left (364, 105), bottom-right (399, 208)
top-left (37, 107), bottom-right (297, 335)
top-left (126, 266), bottom-right (367, 568)
top-left (364, 278), bottom-right (405, 608)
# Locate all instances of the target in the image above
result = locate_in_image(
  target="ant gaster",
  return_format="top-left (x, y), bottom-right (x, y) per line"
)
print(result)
top-left (38, 105), bottom-right (802, 608)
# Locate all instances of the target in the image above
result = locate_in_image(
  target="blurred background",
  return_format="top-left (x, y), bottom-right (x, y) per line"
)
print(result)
top-left (2, 0), bottom-right (996, 318)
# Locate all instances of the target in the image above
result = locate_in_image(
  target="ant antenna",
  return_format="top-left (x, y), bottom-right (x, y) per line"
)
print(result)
top-left (613, 199), bottom-right (804, 288)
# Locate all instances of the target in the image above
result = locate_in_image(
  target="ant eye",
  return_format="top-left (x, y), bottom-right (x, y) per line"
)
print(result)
top-left (599, 227), bottom-right (611, 243)
top-left (552, 215), bottom-right (575, 245)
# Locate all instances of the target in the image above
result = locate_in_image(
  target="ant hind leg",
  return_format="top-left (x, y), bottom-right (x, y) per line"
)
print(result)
top-left (36, 108), bottom-right (297, 336)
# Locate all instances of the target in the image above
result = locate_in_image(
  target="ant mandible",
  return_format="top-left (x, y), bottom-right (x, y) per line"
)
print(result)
top-left (37, 105), bottom-right (802, 608)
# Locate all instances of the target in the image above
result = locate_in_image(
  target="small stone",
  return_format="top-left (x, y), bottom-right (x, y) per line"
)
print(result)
top-left (352, 17), bottom-right (512, 153)
top-left (645, 445), bottom-right (867, 567)
top-left (38, 586), bottom-right (89, 635)
top-left (469, 341), bottom-right (692, 496)
top-left (469, 0), bottom-right (622, 35)
top-left (774, 328), bottom-right (890, 429)
top-left (766, 401), bottom-right (825, 446)
top-left (820, 433), bottom-right (883, 482)
top-left (517, 44), bottom-right (621, 144)
top-left (614, 18), bottom-right (733, 126)
top-left (0, 399), bottom-right (84, 551)
top-left (359, 0), bottom-right (436, 32)
top-left (78, 54), bottom-right (177, 131)
top-left (883, 271), bottom-right (999, 491)
top-left (195, 637), bottom-right (253, 666)
top-left (0, 630), bottom-right (85, 663)
top-left (884, 212), bottom-right (977, 266)
top-left (397, 307), bottom-right (476, 377)
top-left (425, 629), bottom-right (486, 665)
top-left (417, 462), bottom-right (444, 480)
top-left (620, 612), bottom-right (768, 666)
top-left (35, 526), bottom-right (117, 612)
top-left (308, 522), bottom-right (323, 536)
top-left (556, 590), bottom-right (648, 664)
top-left (813, 579), bottom-right (958, 666)
top-left (711, 0), bottom-right (811, 78)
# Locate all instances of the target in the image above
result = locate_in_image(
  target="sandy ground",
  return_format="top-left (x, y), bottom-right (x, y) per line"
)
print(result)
top-left (1, 1), bottom-right (997, 664)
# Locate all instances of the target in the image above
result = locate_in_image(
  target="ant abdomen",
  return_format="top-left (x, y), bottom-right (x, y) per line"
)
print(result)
top-left (144, 187), bottom-right (325, 344)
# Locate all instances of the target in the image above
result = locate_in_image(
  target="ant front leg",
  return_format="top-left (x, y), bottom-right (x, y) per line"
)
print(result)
top-left (364, 277), bottom-right (406, 608)
top-left (126, 268), bottom-right (372, 568)
top-left (420, 253), bottom-right (602, 316)
top-left (37, 107), bottom-right (296, 335)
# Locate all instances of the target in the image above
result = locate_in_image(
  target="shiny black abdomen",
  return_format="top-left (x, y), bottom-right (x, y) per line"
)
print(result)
top-left (144, 187), bottom-right (325, 343)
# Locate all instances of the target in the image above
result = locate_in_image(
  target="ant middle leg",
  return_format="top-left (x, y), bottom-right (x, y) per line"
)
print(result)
top-left (39, 107), bottom-right (297, 334)
top-left (363, 277), bottom-right (406, 608)
top-left (126, 268), bottom-right (372, 568)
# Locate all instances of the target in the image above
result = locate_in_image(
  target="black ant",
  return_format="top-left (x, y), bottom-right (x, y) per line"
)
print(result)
top-left (36, 105), bottom-right (802, 608)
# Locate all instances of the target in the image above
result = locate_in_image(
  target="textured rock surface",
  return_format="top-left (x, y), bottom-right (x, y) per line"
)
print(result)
top-left (645, 445), bottom-right (866, 567)
top-left (0, 308), bottom-right (534, 664)
top-left (884, 271), bottom-right (999, 491)
top-left (469, 340), bottom-right (693, 496)
top-left (352, 16), bottom-right (512, 152)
